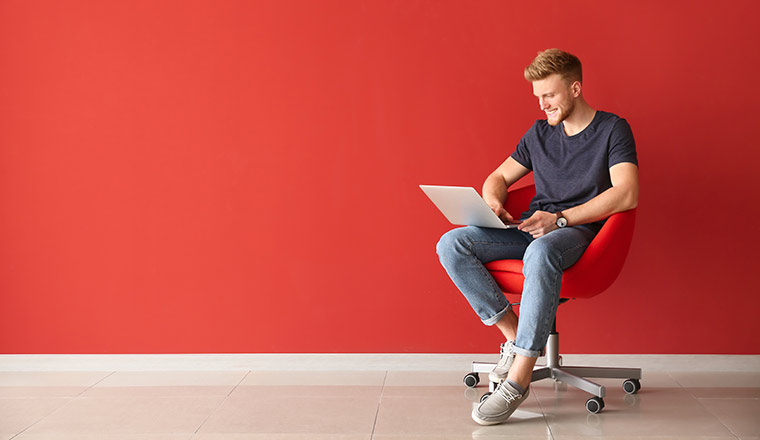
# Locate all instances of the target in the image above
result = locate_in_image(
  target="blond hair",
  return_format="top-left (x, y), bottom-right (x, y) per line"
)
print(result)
top-left (524, 49), bottom-right (583, 84)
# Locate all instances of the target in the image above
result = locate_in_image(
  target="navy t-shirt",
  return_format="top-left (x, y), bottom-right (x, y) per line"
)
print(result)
top-left (510, 111), bottom-right (638, 226)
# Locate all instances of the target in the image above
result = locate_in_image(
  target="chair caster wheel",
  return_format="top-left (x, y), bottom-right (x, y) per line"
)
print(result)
top-left (463, 373), bottom-right (480, 388)
top-left (586, 396), bottom-right (604, 414)
top-left (623, 378), bottom-right (641, 394)
top-left (480, 391), bottom-right (492, 403)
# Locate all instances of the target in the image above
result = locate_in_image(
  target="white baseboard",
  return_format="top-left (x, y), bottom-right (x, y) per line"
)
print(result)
top-left (1, 354), bottom-right (758, 372)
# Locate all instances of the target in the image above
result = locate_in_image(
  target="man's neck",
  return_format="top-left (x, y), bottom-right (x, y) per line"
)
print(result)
top-left (562, 99), bottom-right (596, 136)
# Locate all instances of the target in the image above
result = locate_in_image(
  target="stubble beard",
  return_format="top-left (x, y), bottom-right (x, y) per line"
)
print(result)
top-left (547, 99), bottom-right (576, 127)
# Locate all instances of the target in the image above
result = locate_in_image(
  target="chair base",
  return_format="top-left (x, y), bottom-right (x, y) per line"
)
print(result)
top-left (470, 333), bottom-right (642, 398)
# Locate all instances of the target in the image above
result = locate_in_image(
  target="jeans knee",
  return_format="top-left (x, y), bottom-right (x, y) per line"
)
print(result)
top-left (436, 230), bottom-right (456, 259)
top-left (523, 238), bottom-right (560, 271)
top-left (436, 228), bottom-right (473, 260)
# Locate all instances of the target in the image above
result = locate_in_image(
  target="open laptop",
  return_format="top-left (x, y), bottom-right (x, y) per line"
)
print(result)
top-left (420, 185), bottom-right (522, 229)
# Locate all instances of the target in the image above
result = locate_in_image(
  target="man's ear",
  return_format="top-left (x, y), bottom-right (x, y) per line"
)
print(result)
top-left (571, 80), bottom-right (582, 98)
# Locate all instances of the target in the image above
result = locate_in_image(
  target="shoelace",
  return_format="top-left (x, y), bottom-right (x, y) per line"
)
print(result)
top-left (494, 382), bottom-right (521, 404)
top-left (496, 343), bottom-right (514, 367)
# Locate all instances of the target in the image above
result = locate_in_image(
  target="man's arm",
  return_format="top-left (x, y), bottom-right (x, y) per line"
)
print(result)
top-left (564, 162), bottom-right (639, 224)
top-left (518, 162), bottom-right (639, 237)
top-left (482, 156), bottom-right (531, 223)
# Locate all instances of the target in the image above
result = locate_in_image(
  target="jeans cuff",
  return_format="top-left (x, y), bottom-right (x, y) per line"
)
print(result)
top-left (481, 304), bottom-right (511, 326)
top-left (512, 344), bottom-right (542, 358)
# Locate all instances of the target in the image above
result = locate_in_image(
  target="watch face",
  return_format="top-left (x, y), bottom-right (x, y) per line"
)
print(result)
top-left (557, 217), bottom-right (568, 228)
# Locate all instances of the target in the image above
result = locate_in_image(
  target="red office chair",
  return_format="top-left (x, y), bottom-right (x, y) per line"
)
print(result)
top-left (463, 184), bottom-right (641, 414)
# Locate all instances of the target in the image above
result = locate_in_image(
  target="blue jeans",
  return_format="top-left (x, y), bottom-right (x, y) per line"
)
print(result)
top-left (436, 225), bottom-right (597, 358)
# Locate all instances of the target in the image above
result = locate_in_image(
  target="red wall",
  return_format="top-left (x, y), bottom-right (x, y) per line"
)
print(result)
top-left (1, 0), bottom-right (759, 354)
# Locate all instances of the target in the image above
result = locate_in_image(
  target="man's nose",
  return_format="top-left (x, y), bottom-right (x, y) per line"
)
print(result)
top-left (539, 98), bottom-right (547, 109)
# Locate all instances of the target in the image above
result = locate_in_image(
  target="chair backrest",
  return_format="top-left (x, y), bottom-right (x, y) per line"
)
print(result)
top-left (504, 184), bottom-right (536, 219)
top-left (490, 184), bottom-right (636, 299)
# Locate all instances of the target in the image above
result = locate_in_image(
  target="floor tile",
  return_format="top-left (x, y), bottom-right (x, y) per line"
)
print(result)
top-left (382, 384), bottom-right (483, 402)
top-left (373, 435), bottom-right (553, 440)
top-left (699, 397), bottom-right (760, 436)
top-left (536, 384), bottom-right (735, 437)
top-left (193, 435), bottom-right (370, 440)
top-left (384, 370), bottom-right (473, 387)
top-left (0, 397), bottom-right (71, 438)
top-left (197, 391), bottom-right (379, 435)
top-left (81, 371), bottom-right (247, 397)
top-left (0, 372), bottom-right (111, 397)
top-left (0, 371), bottom-right (110, 387)
top-left (639, 371), bottom-right (685, 388)
top-left (670, 371), bottom-right (760, 387)
top-left (0, 387), bottom-right (90, 398)
top-left (240, 370), bottom-right (386, 386)
top-left (552, 436), bottom-right (738, 439)
top-left (687, 387), bottom-right (760, 398)
top-left (80, 385), bottom-right (237, 398)
top-left (373, 388), bottom-right (549, 437)
top-left (92, 371), bottom-right (247, 387)
top-left (14, 434), bottom-right (192, 440)
top-left (22, 396), bottom-right (225, 435)
top-left (229, 384), bottom-right (383, 399)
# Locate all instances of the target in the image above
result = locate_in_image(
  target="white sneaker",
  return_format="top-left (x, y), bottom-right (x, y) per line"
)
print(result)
top-left (472, 380), bottom-right (530, 425)
top-left (489, 340), bottom-right (515, 383)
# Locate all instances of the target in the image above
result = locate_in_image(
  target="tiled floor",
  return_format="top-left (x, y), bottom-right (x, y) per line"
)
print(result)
top-left (1, 368), bottom-right (758, 439)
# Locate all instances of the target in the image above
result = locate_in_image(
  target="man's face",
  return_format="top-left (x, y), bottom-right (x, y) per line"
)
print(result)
top-left (532, 73), bottom-right (577, 126)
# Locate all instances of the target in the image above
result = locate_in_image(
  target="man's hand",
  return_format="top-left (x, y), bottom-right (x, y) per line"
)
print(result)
top-left (487, 200), bottom-right (515, 224)
top-left (518, 210), bottom-right (557, 238)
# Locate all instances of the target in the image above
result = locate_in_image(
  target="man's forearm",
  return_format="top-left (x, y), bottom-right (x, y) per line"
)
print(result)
top-left (563, 184), bottom-right (638, 226)
top-left (482, 172), bottom-right (510, 206)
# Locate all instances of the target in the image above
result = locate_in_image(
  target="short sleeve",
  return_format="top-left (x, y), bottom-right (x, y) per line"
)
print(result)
top-left (608, 119), bottom-right (638, 167)
top-left (510, 125), bottom-right (535, 171)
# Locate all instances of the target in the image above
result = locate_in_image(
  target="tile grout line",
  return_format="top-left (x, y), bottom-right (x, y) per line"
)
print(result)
top-left (227, 370), bottom-right (252, 398)
top-left (369, 370), bottom-right (388, 440)
top-left (192, 369), bottom-right (251, 435)
top-left (669, 371), bottom-right (742, 439)
top-left (530, 383), bottom-right (556, 440)
top-left (76, 370), bottom-right (116, 397)
top-left (5, 371), bottom-right (116, 439)
top-left (692, 394), bottom-right (744, 439)
top-left (669, 370), bottom-right (701, 399)
top-left (693, 396), bottom-right (743, 440)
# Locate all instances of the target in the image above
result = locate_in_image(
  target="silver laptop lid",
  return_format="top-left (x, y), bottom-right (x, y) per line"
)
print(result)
top-left (420, 185), bottom-right (519, 229)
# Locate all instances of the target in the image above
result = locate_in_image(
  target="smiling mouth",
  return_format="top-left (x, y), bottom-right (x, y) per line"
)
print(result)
top-left (546, 109), bottom-right (558, 117)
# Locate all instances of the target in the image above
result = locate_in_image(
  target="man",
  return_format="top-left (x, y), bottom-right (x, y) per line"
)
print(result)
top-left (436, 49), bottom-right (639, 425)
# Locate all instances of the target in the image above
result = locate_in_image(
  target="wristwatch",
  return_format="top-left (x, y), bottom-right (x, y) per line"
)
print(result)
top-left (555, 211), bottom-right (568, 228)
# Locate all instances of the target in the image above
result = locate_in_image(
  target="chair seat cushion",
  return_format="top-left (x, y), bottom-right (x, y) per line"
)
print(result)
top-left (484, 259), bottom-right (524, 273)
top-left (484, 258), bottom-right (606, 299)
top-left (484, 260), bottom-right (525, 296)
